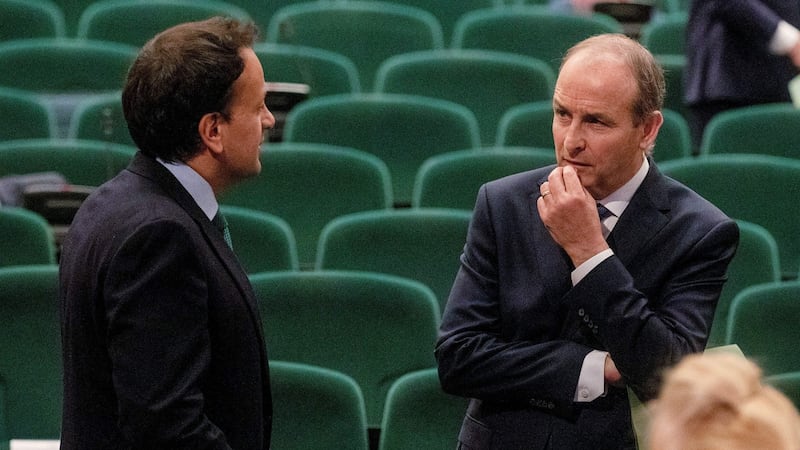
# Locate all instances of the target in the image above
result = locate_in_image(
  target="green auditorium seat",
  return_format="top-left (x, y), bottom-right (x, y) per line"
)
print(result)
top-left (0, 139), bottom-right (136, 188)
top-left (267, 1), bottom-right (444, 91)
top-left (316, 208), bottom-right (472, 311)
top-left (379, 368), bottom-right (469, 450)
top-left (66, 92), bottom-right (133, 147)
top-left (219, 143), bottom-right (392, 268)
top-left (0, 0), bottom-right (65, 41)
top-left (495, 100), bottom-right (555, 149)
top-left (656, 54), bottom-right (690, 130)
top-left (412, 147), bottom-right (556, 210)
top-left (0, 208), bottom-right (56, 268)
top-left (452, 6), bottom-right (621, 72)
top-left (76, 0), bottom-right (252, 47)
top-left (220, 205), bottom-right (299, 274)
top-left (767, 371), bottom-right (800, 411)
top-left (660, 154), bottom-right (800, 280)
top-left (726, 281), bottom-right (800, 376)
top-left (699, 102), bottom-right (800, 160)
top-left (375, 49), bottom-right (554, 145)
top-left (282, 93), bottom-right (480, 206)
top-left (0, 265), bottom-right (62, 441)
top-left (640, 12), bottom-right (687, 56)
top-left (0, 87), bottom-right (56, 141)
top-left (706, 220), bottom-right (781, 348)
top-left (270, 361), bottom-right (369, 450)
top-left (364, 0), bottom-right (501, 44)
top-left (255, 43), bottom-right (361, 97)
top-left (0, 38), bottom-right (137, 135)
top-left (249, 271), bottom-right (440, 431)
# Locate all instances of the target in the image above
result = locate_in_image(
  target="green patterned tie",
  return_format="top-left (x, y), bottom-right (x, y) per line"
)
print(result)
top-left (212, 212), bottom-right (233, 249)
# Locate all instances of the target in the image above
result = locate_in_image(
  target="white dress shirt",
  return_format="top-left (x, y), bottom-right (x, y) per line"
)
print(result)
top-left (157, 159), bottom-right (219, 221)
top-left (572, 156), bottom-right (650, 402)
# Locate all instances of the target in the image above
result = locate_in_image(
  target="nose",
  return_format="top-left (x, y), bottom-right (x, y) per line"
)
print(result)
top-left (561, 122), bottom-right (585, 155)
top-left (263, 106), bottom-right (276, 130)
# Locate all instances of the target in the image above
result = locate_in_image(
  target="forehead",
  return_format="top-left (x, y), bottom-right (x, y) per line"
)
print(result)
top-left (553, 50), bottom-right (637, 113)
top-left (231, 48), bottom-right (266, 100)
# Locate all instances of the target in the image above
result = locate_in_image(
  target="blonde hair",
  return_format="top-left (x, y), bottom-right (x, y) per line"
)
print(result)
top-left (648, 353), bottom-right (800, 450)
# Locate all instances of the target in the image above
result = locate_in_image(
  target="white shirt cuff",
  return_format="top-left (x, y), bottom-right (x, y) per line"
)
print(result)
top-left (574, 350), bottom-right (609, 402)
top-left (571, 248), bottom-right (614, 286)
top-left (770, 21), bottom-right (800, 55)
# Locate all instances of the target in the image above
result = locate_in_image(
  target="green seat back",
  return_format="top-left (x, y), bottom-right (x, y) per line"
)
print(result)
top-left (0, 265), bottom-right (62, 440)
top-left (270, 361), bottom-right (369, 450)
top-left (250, 271), bottom-right (440, 428)
top-left (656, 54), bottom-right (689, 129)
top-left (76, 0), bottom-right (252, 47)
top-left (0, 208), bottom-right (56, 268)
top-left (0, 87), bottom-right (55, 140)
top-left (0, 0), bottom-right (65, 41)
top-left (67, 92), bottom-right (133, 147)
top-left (255, 43), bottom-right (361, 97)
top-left (379, 368), bottom-right (469, 450)
top-left (726, 282), bottom-right (800, 375)
top-left (452, 6), bottom-right (621, 72)
top-left (660, 155), bottom-right (800, 280)
top-left (699, 102), bottom-right (800, 160)
top-left (267, 1), bottom-right (444, 90)
top-left (640, 12), bottom-right (687, 55)
top-left (0, 38), bottom-right (137, 93)
top-left (316, 209), bottom-right (472, 311)
top-left (495, 100), bottom-right (554, 149)
top-left (375, 0), bottom-right (500, 44)
top-left (220, 205), bottom-right (299, 273)
top-left (767, 371), bottom-right (800, 411)
top-left (220, 143), bottom-right (392, 268)
top-left (413, 147), bottom-right (556, 210)
top-left (283, 93), bottom-right (480, 206)
top-left (706, 220), bottom-right (781, 348)
top-left (0, 139), bottom-right (136, 187)
top-left (375, 49), bottom-right (554, 145)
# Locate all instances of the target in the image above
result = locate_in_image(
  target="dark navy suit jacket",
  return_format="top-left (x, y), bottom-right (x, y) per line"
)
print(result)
top-left (60, 153), bottom-right (272, 449)
top-left (685, 0), bottom-right (800, 106)
top-left (436, 160), bottom-right (738, 449)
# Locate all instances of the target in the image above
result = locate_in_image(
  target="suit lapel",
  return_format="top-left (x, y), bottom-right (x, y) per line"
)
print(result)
top-left (608, 161), bottom-right (671, 265)
top-left (126, 153), bottom-right (262, 323)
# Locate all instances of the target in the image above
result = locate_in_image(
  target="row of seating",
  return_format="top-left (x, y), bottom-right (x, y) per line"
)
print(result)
top-left (3, 139), bottom-right (799, 275)
top-left (5, 0), bottom-right (688, 44)
top-left (2, 268), bottom-right (798, 447)
top-left (0, 264), bottom-right (462, 448)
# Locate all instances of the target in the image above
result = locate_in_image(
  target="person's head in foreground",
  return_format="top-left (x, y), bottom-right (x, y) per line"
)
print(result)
top-left (649, 353), bottom-right (800, 450)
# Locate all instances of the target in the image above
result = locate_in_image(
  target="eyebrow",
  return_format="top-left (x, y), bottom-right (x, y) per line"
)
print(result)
top-left (552, 98), bottom-right (615, 125)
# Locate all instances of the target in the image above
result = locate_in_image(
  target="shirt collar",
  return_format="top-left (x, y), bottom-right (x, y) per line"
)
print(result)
top-left (598, 155), bottom-right (649, 218)
top-left (157, 158), bottom-right (218, 221)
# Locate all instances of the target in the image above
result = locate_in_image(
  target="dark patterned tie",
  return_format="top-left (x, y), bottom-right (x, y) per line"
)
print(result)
top-left (597, 203), bottom-right (613, 221)
top-left (212, 212), bottom-right (233, 249)
top-left (597, 203), bottom-right (614, 239)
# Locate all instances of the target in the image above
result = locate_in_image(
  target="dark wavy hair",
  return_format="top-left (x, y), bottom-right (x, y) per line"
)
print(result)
top-left (122, 17), bottom-right (259, 162)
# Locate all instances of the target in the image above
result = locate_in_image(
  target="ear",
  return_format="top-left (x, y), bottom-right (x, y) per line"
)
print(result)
top-left (640, 110), bottom-right (664, 152)
top-left (198, 112), bottom-right (224, 155)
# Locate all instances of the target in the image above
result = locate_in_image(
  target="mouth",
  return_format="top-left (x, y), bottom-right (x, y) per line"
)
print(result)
top-left (562, 159), bottom-right (590, 168)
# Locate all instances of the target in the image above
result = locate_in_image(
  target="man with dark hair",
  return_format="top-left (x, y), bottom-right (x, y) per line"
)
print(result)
top-left (59, 17), bottom-right (275, 449)
top-left (436, 34), bottom-right (739, 449)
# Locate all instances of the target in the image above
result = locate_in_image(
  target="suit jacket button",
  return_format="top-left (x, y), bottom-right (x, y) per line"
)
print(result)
top-left (578, 308), bottom-right (585, 317)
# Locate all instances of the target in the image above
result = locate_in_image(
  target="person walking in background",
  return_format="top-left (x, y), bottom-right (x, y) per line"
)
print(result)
top-left (649, 352), bottom-right (800, 450)
top-left (685, 0), bottom-right (800, 147)
top-left (436, 33), bottom-right (739, 449)
top-left (59, 17), bottom-right (275, 449)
